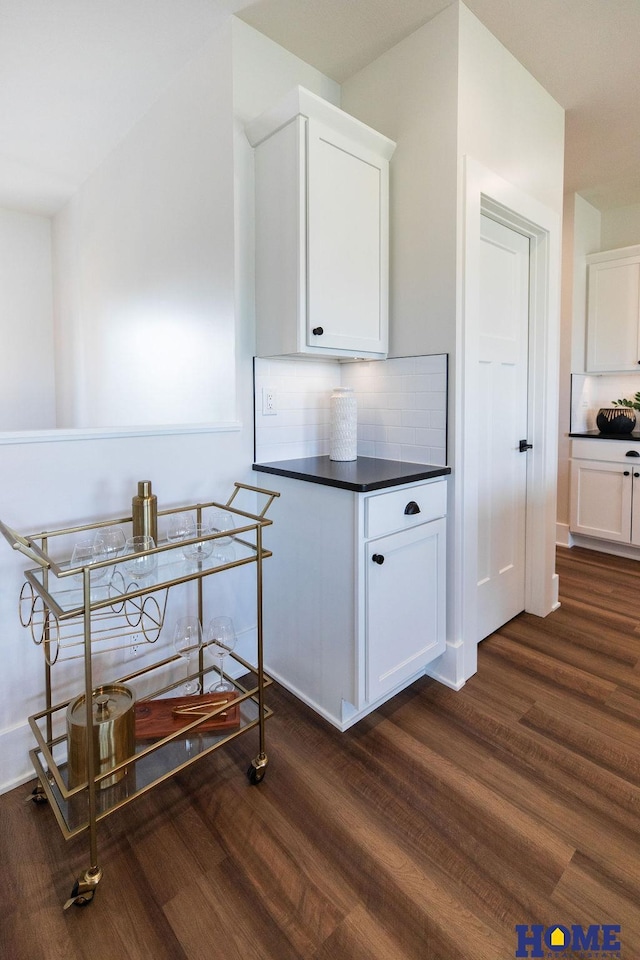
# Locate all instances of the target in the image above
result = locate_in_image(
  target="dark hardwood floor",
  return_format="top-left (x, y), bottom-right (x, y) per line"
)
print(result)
top-left (2, 545), bottom-right (640, 959)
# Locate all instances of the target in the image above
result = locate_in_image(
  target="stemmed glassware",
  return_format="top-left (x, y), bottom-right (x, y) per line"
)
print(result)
top-left (173, 616), bottom-right (202, 695)
top-left (206, 616), bottom-right (237, 692)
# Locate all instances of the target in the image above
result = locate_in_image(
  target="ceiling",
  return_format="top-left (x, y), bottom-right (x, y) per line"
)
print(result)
top-left (2, 0), bottom-right (639, 217)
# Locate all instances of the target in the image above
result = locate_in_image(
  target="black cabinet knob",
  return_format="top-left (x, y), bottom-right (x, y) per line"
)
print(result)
top-left (371, 553), bottom-right (385, 565)
top-left (312, 326), bottom-right (324, 336)
top-left (635, 473), bottom-right (640, 478)
top-left (624, 470), bottom-right (630, 476)
top-left (404, 501), bottom-right (421, 515)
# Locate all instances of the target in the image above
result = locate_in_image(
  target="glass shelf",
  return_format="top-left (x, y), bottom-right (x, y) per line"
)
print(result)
top-left (24, 534), bottom-right (270, 621)
top-left (30, 682), bottom-right (272, 839)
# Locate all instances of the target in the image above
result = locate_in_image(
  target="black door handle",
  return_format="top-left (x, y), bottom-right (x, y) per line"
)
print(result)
top-left (404, 501), bottom-right (421, 515)
top-left (625, 450), bottom-right (640, 457)
top-left (312, 326), bottom-right (324, 336)
top-left (519, 439), bottom-right (533, 452)
top-left (371, 554), bottom-right (385, 565)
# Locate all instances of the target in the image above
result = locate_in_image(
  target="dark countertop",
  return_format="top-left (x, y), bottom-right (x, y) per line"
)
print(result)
top-left (570, 431), bottom-right (640, 441)
top-left (252, 456), bottom-right (451, 492)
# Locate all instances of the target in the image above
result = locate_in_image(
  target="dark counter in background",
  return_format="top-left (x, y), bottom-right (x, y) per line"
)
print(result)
top-left (570, 431), bottom-right (640, 441)
top-left (252, 456), bottom-right (450, 493)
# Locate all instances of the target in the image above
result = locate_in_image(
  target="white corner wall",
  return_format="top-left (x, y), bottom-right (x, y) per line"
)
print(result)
top-left (344, 0), bottom-right (564, 689)
top-left (556, 194), bottom-right (601, 539)
top-left (457, 4), bottom-right (565, 214)
top-left (601, 202), bottom-right (640, 250)
top-left (0, 208), bottom-right (55, 430)
top-left (341, 2), bottom-right (460, 361)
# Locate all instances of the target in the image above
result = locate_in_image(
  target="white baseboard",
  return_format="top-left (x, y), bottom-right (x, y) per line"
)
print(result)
top-left (569, 534), bottom-right (640, 562)
top-left (0, 721), bottom-right (36, 796)
top-left (424, 640), bottom-right (469, 690)
top-left (556, 522), bottom-right (573, 547)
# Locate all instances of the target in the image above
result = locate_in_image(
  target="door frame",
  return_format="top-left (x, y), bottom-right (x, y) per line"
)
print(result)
top-left (454, 157), bottom-right (561, 684)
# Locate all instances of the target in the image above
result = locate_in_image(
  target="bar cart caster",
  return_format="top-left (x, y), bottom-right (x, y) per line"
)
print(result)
top-left (247, 753), bottom-right (268, 784)
top-left (25, 781), bottom-right (48, 805)
top-left (64, 866), bottom-right (103, 910)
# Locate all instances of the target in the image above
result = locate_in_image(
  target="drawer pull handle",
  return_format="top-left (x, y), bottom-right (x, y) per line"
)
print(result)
top-left (404, 501), bottom-right (421, 515)
top-left (312, 326), bottom-right (324, 336)
top-left (371, 553), bottom-right (385, 565)
top-left (626, 450), bottom-right (640, 457)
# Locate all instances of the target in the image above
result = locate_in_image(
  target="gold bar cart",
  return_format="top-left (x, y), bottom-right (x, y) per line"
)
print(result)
top-left (0, 482), bottom-right (279, 909)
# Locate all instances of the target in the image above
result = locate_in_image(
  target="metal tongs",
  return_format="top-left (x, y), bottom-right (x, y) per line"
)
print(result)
top-left (171, 696), bottom-right (233, 720)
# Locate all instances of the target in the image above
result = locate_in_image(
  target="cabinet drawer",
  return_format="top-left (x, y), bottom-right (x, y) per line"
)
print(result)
top-left (365, 480), bottom-right (446, 540)
top-left (572, 438), bottom-right (640, 464)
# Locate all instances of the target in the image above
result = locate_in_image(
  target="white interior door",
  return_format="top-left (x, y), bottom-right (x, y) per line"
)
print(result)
top-left (477, 215), bottom-right (530, 641)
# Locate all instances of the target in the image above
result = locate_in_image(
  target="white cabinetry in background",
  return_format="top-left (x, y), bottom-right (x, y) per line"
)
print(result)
top-left (246, 86), bottom-right (396, 360)
top-left (570, 438), bottom-right (640, 546)
top-left (586, 245), bottom-right (640, 372)
top-left (257, 474), bottom-right (447, 730)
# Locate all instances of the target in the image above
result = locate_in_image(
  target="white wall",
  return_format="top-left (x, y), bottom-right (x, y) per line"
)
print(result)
top-left (601, 202), bottom-right (640, 250)
top-left (0, 16), bottom-right (338, 794)
top-left (0, 208), bottom-right (55, 430)
top-left (53, 28), bottom-right (237, 430)
top-left (343, 1), bottom-right (564, 687)
top-left (457, 6), bottom-right (564, 214)
top-left (341, 3), bottom-right (459, 361)
top-left (556, 194), bottom-right (601, 539)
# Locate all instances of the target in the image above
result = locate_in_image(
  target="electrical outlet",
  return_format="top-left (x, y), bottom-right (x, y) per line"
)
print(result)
top-left (262, 387), bottom-right (277, 415)
top-left (124, 634), bottom-right (142, 660)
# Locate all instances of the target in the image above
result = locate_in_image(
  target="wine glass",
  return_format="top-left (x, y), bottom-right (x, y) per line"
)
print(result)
top-left (167, 513), bottom-right (195, 544)
top-left (181, 524), bottom-right (214, 563)
top-left (94, 526), bottom-right (126, 558)
top-left (209, 511), bottom-right (234, 545)
top-left (71, 538), bottom-right (107, 584)
top-left (94, 526), bottom-right (126, 579)
top-left (206, 616), bottom-right (237, 692)
top-left (123, 535), bottom-right (157, 579)
top-left (173, 616), bottom-right (202, 695)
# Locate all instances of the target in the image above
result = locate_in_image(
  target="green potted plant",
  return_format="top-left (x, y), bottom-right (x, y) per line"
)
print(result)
top-left (596, 393), bottom-right (640, 433)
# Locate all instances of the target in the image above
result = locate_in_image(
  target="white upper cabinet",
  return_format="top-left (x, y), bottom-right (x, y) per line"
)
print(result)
top-left (586, 245), bottom-right (640, 372)
top-left (246, 87), bottom-right (396, 360)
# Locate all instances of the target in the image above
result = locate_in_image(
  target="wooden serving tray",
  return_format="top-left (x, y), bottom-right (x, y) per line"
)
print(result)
top-left (135, 692), bottom-right (240, 740)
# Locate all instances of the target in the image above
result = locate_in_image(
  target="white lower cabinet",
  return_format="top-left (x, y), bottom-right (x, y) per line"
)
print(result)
top-left (258, 473), bottom-right (447, 730)
top-left (570, 439), bottom-right (640, 545)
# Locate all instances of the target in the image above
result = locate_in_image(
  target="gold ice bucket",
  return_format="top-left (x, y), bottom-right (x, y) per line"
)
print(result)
top-left (67, 683), bottom-right (136, 790)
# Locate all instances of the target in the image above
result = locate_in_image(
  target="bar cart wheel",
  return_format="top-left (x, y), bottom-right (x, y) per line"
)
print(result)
top-left (25, 782), bottom-right (48, 805)
top-left (63, 866), bottom-right (103, 910)
top-left (247, 754), bottom-right (268, 784)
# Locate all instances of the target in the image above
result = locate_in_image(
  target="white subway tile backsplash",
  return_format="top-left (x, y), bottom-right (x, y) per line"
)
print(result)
top-left (254, 354), bottom-right (448, 465)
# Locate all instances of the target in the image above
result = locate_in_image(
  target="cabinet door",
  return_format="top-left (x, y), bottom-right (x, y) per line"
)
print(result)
top-left (570, 459), bottom-right (632, 542)
top-left (586, 257), bottom-right (640, 372)
top-left (632, 472), bottom-right (640, 546)
top-left (306, 119), bottom-right (388, 356)
top-left (365, 518), bottom-right (446, 702)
